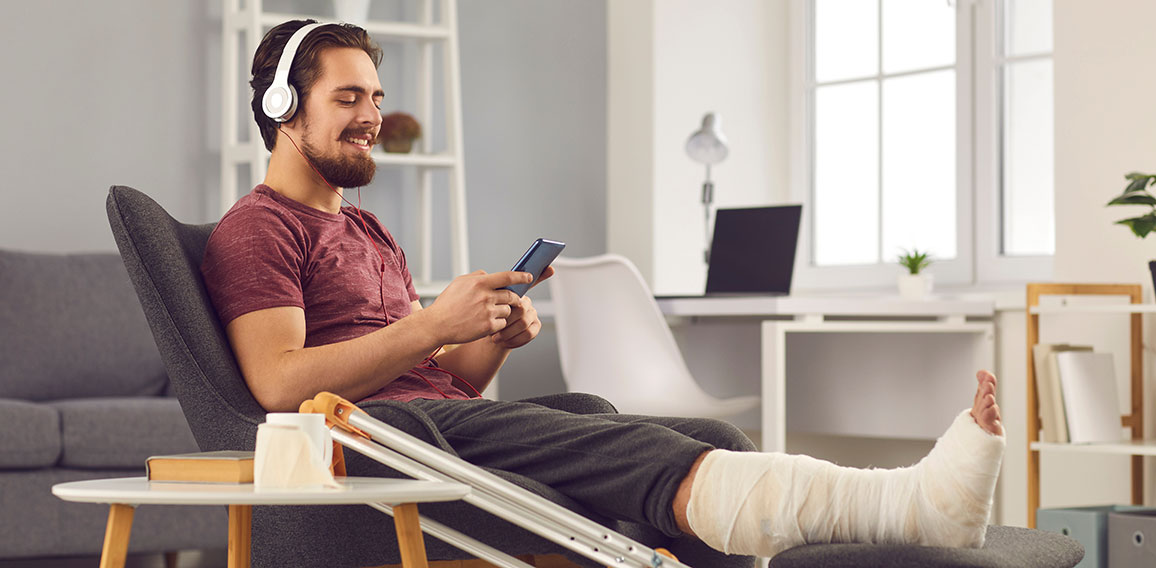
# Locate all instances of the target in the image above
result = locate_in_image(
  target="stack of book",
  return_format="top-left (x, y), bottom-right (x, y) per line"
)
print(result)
top-left (1032, 344), bottom-right (1123, 444)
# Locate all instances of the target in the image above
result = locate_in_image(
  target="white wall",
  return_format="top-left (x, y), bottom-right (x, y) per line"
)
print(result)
top-left (608, 0), bottom-right (789, 295)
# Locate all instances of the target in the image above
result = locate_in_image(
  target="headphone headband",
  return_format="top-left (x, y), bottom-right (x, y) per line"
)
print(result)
top-left (262, 22), bottom-right (325, 123)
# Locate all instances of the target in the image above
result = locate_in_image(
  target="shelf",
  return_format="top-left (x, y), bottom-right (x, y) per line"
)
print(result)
top-left (373, 152), bottom-right (457, 168)
top-left (414, 280), bottom-right (451, 298)
top-left (1031, 440), bottom-right (1156, 457)
top-left (255, 14), bottom-right (452, 40)
top-left (1030, 304), bottom-right (1156, 314)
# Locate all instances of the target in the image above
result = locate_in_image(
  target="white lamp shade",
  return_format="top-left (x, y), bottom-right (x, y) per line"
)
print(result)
top-left (685, 113), bottom-right (729, 165)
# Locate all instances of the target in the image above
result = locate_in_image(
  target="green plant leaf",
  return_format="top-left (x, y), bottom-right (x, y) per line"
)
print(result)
top-left (896, 248), bottom-right (933, 274)
top-left (1117, 215), bottom-right (1156, 238)
top-left (1125, 172), bottom-right (1155, 181)
top-left (1108, 193), bottom-right (1156, 206)
top-left (1125, 176), bottom-right (1154, 194)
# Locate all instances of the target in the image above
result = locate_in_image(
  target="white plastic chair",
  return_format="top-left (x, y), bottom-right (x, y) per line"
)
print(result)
top-left (548, 254), bottom-right (760, 419)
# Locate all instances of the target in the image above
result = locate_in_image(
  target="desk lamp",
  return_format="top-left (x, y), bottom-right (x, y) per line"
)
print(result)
top-left (685, 112), bottom-right (729, 263)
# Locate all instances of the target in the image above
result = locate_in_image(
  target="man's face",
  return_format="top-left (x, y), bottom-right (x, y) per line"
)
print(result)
top-left (290, 47), bottom-right (384, 189)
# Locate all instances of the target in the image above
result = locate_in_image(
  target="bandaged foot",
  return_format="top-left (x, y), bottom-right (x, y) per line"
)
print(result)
top-left (686, 407), bottom-right (1005, 557)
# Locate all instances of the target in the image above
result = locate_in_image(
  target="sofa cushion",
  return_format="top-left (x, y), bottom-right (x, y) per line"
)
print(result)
top-left (50, 398), bottom-right (199, 469)
top-left (0, 250), bottom-right (168, 401)
top-left (0, 398), bottom-right (61, 468)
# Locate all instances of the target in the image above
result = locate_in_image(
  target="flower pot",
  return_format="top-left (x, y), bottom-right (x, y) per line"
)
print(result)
top-left (897, 273), bottom-right (933, 300)
top-left (382, 139), bottom-right (414, 154)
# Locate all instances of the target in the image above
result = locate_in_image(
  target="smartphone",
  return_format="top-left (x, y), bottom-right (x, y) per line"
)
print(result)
top-left (502, 238), bottom-right (566, 297)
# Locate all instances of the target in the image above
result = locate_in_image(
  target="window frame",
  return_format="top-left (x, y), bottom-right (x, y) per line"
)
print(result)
top-left (974, 0), bottom-right (1054, 283)
top-left (788, 0), bottom-right (1052, 292)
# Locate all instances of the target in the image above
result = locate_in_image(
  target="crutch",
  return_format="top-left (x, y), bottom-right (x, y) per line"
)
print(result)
top-left (302, 392), bottom-right (693, 568)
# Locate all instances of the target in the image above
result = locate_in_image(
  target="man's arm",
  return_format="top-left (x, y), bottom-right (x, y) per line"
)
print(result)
top-left (227, 270), bottom-right (531, 411)
top-left (433, 268), bottom-right (551, 393)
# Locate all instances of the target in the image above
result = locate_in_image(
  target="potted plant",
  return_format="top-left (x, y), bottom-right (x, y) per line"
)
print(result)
top-left (896, 248), bottom-right (934, 299)
top-left (1106, 171), bottom-right (1156, 288)
top-left (377, 112), bottom-right (422, 154)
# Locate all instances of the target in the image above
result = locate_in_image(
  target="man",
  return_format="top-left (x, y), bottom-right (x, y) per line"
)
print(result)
top-left (202, 20), bottom-right (1006, 562)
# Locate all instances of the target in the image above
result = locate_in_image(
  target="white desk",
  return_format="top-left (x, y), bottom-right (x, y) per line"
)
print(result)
top-left (53, 476), bottom-right (469, 568)
top-left (540, 295), bottom-right (995, 451)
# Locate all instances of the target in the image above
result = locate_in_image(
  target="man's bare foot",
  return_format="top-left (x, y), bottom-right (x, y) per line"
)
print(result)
top-left (970, 370), bottom-right (1003, 436)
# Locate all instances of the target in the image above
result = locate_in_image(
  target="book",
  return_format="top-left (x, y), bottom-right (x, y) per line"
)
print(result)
top-left (1032, 343), bottom-right (1092, 443)
top-left (1054, 351), bottom-right (1123, 444)
top-left (146, 450), bottom-right (255, 483)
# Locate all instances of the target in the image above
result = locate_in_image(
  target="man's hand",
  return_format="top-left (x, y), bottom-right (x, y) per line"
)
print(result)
top-left (488, 265), bottom-right (553, 349)
top-left (491, 296), bottom-right (542, 349)
top-left (422, 270), bottom-right (530, 345)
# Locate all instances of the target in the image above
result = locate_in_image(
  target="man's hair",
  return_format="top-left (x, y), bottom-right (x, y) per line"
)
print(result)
top-left (250, 20), bottom-right (383, 151)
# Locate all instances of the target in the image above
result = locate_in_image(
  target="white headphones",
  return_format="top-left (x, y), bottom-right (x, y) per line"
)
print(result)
top-left (262, 22), bottom-right (326, 123)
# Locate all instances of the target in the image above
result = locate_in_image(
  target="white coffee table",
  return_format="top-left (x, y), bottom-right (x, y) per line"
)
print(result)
top-left (53, 476), bottom-right (470, 568)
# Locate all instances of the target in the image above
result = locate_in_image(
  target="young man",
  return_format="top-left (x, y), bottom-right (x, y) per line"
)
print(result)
top-left (201, 20), bottom-right (1007, 562)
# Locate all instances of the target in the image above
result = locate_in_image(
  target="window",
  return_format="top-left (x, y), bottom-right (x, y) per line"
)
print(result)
top-left (790, 0), bottom-right (1054, 290)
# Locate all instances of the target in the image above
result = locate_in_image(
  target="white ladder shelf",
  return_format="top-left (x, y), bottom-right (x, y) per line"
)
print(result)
top-left (220, 0), bottom-right (468, 296)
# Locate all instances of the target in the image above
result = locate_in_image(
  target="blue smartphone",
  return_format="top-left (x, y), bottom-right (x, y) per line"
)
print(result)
top-left (502, 238), bottom-right (565, 297)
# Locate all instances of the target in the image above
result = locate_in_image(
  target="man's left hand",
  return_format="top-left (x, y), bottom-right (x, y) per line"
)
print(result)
top-left (491, 296), bottom-right (541, 349)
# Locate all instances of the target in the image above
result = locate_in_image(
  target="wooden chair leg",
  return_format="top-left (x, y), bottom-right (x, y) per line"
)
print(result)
top-left (99, 504), bottom-right (135, 568)
top-left (228, 504), bottom-right (252, 568)
top-left (163, 551), bottom-right (180, 568)
top-left (393, 503), bottom-right (431, 568)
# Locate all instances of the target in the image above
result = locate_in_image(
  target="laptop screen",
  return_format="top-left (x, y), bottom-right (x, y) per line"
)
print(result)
top-left (705, 205), bottom-right (802, 295)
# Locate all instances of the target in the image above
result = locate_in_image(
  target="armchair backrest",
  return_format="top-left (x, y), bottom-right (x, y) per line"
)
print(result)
top-left (105, 186), bottom-right (264, 452)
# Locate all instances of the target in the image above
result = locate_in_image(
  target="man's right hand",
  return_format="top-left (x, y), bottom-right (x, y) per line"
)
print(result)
top-left (422, 270), bottom-right (531, 345)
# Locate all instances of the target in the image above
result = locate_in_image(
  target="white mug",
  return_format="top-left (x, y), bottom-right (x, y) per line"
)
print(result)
top-left (264, 413), bottom-right (333, 468)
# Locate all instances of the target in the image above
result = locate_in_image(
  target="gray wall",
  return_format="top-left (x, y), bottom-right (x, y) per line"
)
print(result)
top-left (0, 1), bottom-right (214, 251)
top-left (0, 0), bottom-right (605, 400)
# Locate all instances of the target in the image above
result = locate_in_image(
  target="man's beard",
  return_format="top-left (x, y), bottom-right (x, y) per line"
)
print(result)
top-left (302, 130), bottom-right (377, 188)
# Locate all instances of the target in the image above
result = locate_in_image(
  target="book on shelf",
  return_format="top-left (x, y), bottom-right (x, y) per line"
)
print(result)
top-left (1032, 343), bottom-right (1092, 443)
top-left (1054, 351), bottom-right (1123, 444)
top-left (146, 450), bottom-right (255, 483)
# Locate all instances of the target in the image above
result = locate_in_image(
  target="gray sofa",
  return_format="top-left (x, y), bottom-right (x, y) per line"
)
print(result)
top-left (0, 250), bottom-right (226, 560)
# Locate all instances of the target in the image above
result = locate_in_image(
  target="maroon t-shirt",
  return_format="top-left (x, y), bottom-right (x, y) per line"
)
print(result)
top-left (201, 185), bottom-right (469, 402)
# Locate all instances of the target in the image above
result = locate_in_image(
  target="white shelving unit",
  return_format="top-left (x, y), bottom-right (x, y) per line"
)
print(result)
top-left (220, 0), bottom-right (468, 296)
top-left (1025, 283), bottom-right (1146, 528)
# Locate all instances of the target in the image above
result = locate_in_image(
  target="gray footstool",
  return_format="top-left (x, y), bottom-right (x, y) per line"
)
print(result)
top-left (768, 525), bottom-right (1084, 568)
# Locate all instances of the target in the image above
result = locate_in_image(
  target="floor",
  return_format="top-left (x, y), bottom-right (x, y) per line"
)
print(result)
top-left (0, 550), bottom-right (226, 568)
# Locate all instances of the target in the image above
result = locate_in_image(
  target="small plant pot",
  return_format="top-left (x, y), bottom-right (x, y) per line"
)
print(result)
top-left (382, 139), bottom-right (414, 154)
top-left (898, 273), bottom-right (933, 300)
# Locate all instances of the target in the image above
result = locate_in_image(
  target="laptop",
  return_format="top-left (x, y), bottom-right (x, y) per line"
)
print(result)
top-left (703, 205), bottom-right (802, 296)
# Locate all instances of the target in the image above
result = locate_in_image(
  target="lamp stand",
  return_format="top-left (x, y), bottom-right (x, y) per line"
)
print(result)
top-left (702, 164), bottom-right (714, 264)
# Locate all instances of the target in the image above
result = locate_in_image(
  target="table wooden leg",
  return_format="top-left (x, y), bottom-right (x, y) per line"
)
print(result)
top-left (228, 504), bottom-right (252, 568)
top-left (393, 502), bottom-right (430, 568)
top-left (99, 504), bottom-right (135, 568)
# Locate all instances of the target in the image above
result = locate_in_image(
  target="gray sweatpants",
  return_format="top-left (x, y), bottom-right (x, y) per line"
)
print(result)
top-left (409, 397), bottom-right (757, 537)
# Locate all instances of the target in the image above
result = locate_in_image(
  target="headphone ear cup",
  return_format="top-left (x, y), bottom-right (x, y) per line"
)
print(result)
top-left (263, 83), bottom-right (298, 123)
top-left (280, 84), bottom-right (299, 123)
